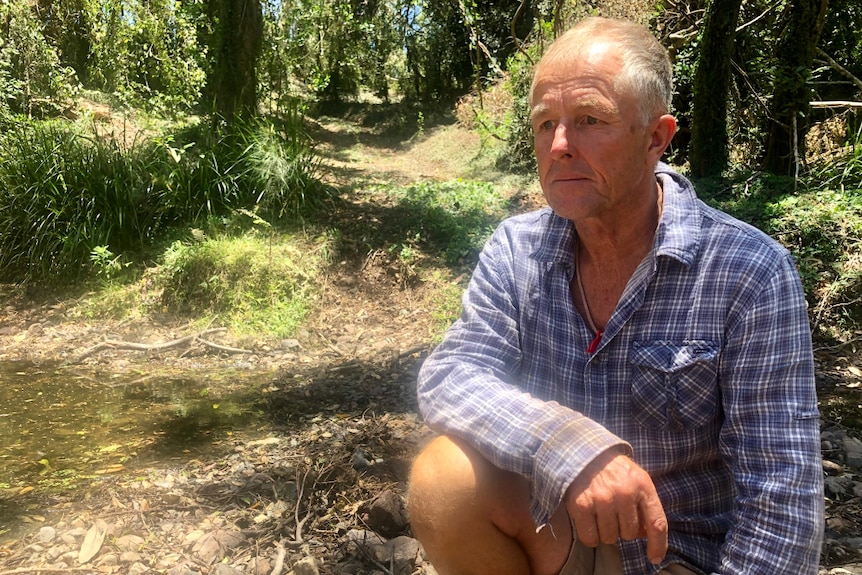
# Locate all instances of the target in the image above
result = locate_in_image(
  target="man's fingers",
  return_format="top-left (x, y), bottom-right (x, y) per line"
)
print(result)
top-left (639, 492), bottom-right (669, 565)
top-left (570, 502), bottom-right (600, 548)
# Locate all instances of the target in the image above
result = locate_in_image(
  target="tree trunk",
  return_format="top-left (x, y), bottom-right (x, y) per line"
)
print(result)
top-left (209, 0), bottom-right (263, 119)
top-left (761, 0), bottom-right (829, 176)
top-left (689, 0), bottom-right (743, 178)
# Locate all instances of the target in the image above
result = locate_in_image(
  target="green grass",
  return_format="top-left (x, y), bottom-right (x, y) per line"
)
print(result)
top-left (154, 232), bottom-right (325, 338)
top-left (0, 111), bottom-right (329, 285)
top-left (378, 179), bottom-right (508, 267)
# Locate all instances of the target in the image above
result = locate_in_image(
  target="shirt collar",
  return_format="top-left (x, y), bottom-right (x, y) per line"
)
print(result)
top-left (530, 163), bottom-right (702, 267)
top-left (654, 162), bottom-right (701, 266)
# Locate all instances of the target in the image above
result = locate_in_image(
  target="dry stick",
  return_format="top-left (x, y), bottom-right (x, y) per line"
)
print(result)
top-left (197, 337), bottom-right (252, 354)
top-left (817, 47), bottom-right (862, 94)
top-left (69, 328), bottom-right (228, 363)
top-left (0, 569), bottom-right (100, 574)
top-left (269, 541), bottom-right (287, 575)
top-left (287, 467), bottom-right (314, 548)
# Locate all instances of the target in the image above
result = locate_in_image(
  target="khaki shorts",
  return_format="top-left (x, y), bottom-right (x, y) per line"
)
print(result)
top-left (558, 538), bottom-right (699, 575)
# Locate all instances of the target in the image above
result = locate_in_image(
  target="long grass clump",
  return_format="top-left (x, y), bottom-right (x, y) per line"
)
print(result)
top-left (0, 111), bottom-right (329, 284)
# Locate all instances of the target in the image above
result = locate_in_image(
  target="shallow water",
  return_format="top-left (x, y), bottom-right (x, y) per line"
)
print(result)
top-left (0, 360), bottom-right (275, 493)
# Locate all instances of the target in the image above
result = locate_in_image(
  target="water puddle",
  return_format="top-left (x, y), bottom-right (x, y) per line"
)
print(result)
top-left (0, 361), bottom-right (276, 493)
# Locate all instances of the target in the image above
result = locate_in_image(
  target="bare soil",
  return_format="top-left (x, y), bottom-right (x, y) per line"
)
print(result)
top-left (0, 109), bottom-right (860, 575)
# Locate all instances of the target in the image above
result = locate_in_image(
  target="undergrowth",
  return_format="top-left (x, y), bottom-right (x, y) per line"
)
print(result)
top-left (697, 141), bottom-right (862, 343)
top-left (0, 110), bottom-right (329, 285)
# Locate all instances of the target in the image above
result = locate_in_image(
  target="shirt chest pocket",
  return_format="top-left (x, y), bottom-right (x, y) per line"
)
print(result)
top-left (630, 341), bottom-right (720, 431)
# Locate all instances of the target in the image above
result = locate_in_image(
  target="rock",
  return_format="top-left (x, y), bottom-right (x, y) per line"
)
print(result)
top-left (826, 476), bottom-right (850, 497)
top-left (98, 552), bottom-right (120, 565)
top-left (46, 545), bottom-right (68, 560)
top-left (116, 533), bottom-right (146, 550)
top-left (362, 490), bottom-right (409, 538)
top-left (845, 436), bottom-right (862, 468)
top-left (292, 556), bottom-right (320, 575)
top-left (369, 536), bottom-right (421, 575)
top-left (351, 449), bottom-right (372, 470)
top-left (844, 538), bottom-right (862, 549)
top-left (192, 529), bottom-right (245, 564)
top-left (281, 339), bottom-right (302, 350)
top-left (346, 529), bottom-right (386, 546)
top-left (248, 557), bottom-right (272, 575)
top-left (121, 550), bottom-right (144, 562)
top-left (37, 526), bottom-right (56, 543)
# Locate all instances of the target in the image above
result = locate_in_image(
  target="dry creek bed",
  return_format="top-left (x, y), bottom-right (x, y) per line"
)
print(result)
top-left (1, 284), bottom-right (862, 575)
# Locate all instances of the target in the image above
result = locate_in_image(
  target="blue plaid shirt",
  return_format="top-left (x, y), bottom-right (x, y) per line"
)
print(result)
top-left (417, 164), bottom-right (824, 575)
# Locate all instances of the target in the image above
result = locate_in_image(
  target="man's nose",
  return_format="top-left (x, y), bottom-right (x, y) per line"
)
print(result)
top-left (550, 124), bottom-right (574, 158)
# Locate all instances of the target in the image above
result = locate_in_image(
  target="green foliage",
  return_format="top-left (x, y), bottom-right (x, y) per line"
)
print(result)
top-left (499, 48), bottom-right (539, 174)
top-left (380, 179), bottom-right (507, 266)
top-left (0, 119), bottom-right (150, 280)
top-left (87, 0), bottom-right (205, 113)
top-left (247, 109), bottom-right (334, 218)
top-left (697, 140), bottom-right (862, 341)
top-left (0, 113), bottom-right (327, 284)
top-left (155, 232), bottom-right (322, 337)
top-left (0, 1), bottom-right (79, 116)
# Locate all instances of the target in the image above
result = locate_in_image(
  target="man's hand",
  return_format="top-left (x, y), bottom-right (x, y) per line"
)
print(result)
top-left (564, 449), bottom-right (668, 565)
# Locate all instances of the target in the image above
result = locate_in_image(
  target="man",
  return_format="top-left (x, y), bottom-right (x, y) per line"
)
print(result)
top-left (408, 17), bottom-right (823, 575)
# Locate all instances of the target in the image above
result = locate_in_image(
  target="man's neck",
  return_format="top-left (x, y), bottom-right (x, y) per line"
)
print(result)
top-left (575, 180), bottom-right (663, 263)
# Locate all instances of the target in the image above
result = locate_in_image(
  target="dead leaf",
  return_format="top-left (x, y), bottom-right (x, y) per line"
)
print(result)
top-left (78, 518), bottom-right (108, 563)
top-left (848, 365), bottom-right (862, 377)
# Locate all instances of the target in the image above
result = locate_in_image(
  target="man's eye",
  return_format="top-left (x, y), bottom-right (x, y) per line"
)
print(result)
top-left (539, 120), bottom-right (554, 131)
top-left (585, 116), bottom-right (599, 125)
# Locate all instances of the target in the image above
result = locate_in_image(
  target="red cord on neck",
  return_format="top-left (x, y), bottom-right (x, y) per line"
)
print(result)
top-left (586, 330), bottom-right (603, 354)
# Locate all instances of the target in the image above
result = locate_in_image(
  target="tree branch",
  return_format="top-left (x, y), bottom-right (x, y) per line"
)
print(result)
top-left (816, 48), bottom-right (862, 94)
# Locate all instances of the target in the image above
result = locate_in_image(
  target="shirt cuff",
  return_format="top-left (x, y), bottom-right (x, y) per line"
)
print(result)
top-left (529, 416), bottom-right (632, 528)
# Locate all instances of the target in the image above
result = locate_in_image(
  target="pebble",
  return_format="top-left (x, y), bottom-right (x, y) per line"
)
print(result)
top-left (37, 526), bottom-right (56, 543)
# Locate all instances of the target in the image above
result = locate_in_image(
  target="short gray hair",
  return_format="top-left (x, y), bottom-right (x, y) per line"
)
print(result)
top-left (530, 17), bottom-right (673, 126)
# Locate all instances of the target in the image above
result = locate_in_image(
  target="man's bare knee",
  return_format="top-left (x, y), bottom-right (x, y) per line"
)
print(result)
top-left (408, 436), bottom-right (572, 575)
top-left (408, 436), bottom-right (480, 531)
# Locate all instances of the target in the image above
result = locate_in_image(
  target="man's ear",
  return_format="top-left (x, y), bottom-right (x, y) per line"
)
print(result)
top-left (648, 114), bottom-right (677, 161)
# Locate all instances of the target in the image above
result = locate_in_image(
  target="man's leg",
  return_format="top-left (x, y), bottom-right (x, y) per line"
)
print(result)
top-left (408, 435), bottom-right (573, 575)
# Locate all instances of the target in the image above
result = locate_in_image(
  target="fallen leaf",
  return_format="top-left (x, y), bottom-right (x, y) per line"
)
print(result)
top-left (17, 486), bottom-right (35, 496)
top-left (78, 518), bottom-right (108, 563)
top-left (94, 464), bottom-right (125, 475)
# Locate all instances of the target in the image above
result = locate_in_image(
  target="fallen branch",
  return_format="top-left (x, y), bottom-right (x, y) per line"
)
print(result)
top-left (810, 101), bottom-right (862, 109)
top-left (816, 48), bottom-right (862, 94)
top-left (68, 328), bottom-right (228, 364)
top-left (269, 541), bottom-right (287, 575)
top-left (197, 337), bottom-right (253, 354)
top-left (0, 568), bottom-right (101, 574)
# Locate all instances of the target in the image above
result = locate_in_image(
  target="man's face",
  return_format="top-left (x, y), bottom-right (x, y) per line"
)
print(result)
top-left (530, 43), bottom-right (657, 223)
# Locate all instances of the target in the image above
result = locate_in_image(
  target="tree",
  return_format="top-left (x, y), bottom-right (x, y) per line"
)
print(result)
top-left (761, 0), bottom-right (829, 176)
top-left (206, 0), bottom-right (263, 118)
top-left (689, 0), bottom-right (743, 178)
